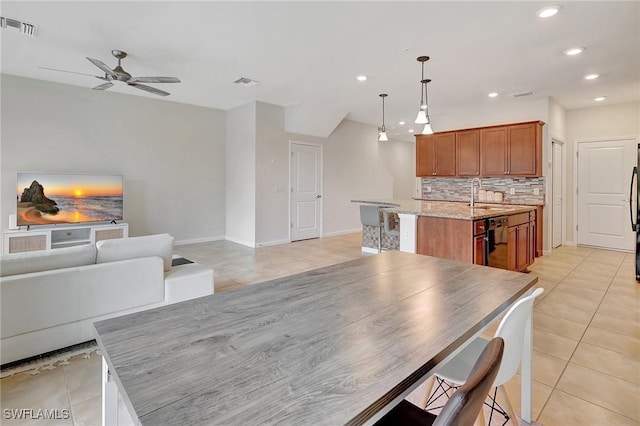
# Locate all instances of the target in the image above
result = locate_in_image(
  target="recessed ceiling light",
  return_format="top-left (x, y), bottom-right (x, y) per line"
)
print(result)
top-left (398, 121), bottom-right (406, 125)
top-left (488, 92), bottom-right (498, 98)
top-left (564, 47), bottom-right (585, 56)
top-left (584, 73), bottom-right (599, 80)
top-left (356, 75), bottom-right (367, 82)
top-left (537, 5), bottom-right (562, 18)
top-left (408, 129), bottom-right (414, 133)
top-left (594, 96), bottom-right (606, 102)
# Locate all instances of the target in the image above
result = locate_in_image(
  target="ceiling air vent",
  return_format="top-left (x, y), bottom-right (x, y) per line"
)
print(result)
top-left (0, 16), bottom-right (38, 37)
top-left (233, 77), bottom-right (259, 87)
top-left (511, 90), bottom-right (535, 98)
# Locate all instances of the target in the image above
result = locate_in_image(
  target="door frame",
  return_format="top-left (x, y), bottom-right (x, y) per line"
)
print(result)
top-left (551, 138), bottom-right (566, 247)
top-left (289, 140), bottom-right (323, 241)
top-left (573, 136), bottom-right (638, 248)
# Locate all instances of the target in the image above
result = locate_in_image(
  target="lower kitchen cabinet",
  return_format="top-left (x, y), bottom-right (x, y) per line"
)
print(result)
top-left (507, 212), bottom-right (533, 272)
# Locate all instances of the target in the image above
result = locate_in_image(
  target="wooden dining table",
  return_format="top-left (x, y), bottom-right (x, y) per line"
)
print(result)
top-left (94, 251), bottom-right (537, 426)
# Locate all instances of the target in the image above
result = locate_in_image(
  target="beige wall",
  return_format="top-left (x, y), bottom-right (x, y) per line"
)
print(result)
top-left (1, 75), bottom-right (227, 243)
top-left (565, 101), bottom-right (640, 243)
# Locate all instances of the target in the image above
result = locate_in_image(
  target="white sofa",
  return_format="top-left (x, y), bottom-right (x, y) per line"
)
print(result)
top-left (0, 234), bottom-right (214, 365)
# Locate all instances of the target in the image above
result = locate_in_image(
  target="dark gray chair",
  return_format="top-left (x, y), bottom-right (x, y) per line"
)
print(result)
top-left (374, 337), bottom-right (505, 426)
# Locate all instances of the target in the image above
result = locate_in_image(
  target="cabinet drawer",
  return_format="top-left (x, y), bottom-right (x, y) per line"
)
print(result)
top-left (473, 220), bottom-right (487, 235)
top-left (508, 212), bottom-right (530, 227)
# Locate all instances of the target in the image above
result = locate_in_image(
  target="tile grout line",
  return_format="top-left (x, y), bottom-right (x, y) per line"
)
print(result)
top-left (535, 250), bottom-right (633, 421)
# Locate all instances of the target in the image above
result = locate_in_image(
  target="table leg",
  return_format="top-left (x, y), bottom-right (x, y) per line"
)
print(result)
top-left (520, 315), bottom-right (533, 423)
top-left (102, 356), bottom-right (119, 426)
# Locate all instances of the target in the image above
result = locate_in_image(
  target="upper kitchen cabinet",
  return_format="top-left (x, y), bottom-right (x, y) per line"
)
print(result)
top-left (416, 121), bottom-right (544, 178)
top-left (508, 122), bottom-right (543, 176)
top-left (416, 132), bottom-right (456, 176)
top-left (457, 129), bottom-right (481, 176)
top-left (480, 121), bottom-right (543, 177)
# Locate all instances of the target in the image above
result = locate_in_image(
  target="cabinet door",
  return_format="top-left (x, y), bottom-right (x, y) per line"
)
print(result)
top-left (416, 135), bottom-right (436, 177)
top-left (480, 127), bottom-right (508, 176)
top-left (508, 122), bottom-right (539, 176)
top-left (507, 226), bottom-right (518, 271)
top-left (528, 219), bottom-right (536, 266)
top-left (457, 129), bottom-right (480, 176)
top-left (435, 133), bottom-right (456, 176)
top-left (474, 234), bottom-right (486, 265)
top-left (536, 206), bottom-right (543, 257)
top-left (518, 222), bottom-right (529, 270)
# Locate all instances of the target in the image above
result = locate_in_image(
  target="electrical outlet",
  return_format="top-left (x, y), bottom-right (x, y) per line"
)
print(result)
top-left (533, 188), bottom-right (540, 196)
top-left (426, 186), bottom-right (432, 193)
top-left (509, 187), bottom-right (516, 195)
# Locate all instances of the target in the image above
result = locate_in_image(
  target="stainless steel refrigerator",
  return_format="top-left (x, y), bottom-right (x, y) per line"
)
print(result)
top-left (631, 143), bottom-right (640, 281)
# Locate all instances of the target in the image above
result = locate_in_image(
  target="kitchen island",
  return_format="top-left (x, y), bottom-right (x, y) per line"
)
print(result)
top-left (352, 199), bottom-right (539, 271)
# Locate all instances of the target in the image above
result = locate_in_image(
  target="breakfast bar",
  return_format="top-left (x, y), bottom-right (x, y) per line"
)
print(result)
top-left (94, 251), bottom-right (537, 425)
top-left (353, 199), bottom-right (540, 271)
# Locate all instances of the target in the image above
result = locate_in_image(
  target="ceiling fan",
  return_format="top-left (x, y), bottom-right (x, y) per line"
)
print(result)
top-left (41, 50), bottom-right (180, 96)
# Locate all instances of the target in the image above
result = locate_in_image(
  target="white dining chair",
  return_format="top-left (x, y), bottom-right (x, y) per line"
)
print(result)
top-left (421, 288), bottom-right (544, 425)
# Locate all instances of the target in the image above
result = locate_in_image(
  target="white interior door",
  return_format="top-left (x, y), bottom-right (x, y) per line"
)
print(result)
top-left (290, 142), bottom-right (322, 241)
top-left (552, 141), bottom-right (563, 248)
top-left (577, 139), bottom-right (637, 251)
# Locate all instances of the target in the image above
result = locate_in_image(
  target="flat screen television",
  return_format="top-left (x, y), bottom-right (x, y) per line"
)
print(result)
top-left (16, 173), bottom-right (123, 226)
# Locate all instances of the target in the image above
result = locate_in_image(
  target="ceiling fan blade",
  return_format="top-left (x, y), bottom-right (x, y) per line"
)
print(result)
top-left (86, 57), bottom-right (118, 79)
top-left (38, 66), bottom-right (98, 77)
top-left (129, 76), bottom-right (181, 84)
top-left (128, 83), bottom-right (170, 96)
top-left (93, 82), bottom-right (114, 91)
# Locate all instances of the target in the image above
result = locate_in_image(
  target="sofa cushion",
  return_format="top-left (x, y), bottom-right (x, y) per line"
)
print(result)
top-left (0, 244), bottom-right (97, 277)
top-left (96, 233), bottom-right (174, 271)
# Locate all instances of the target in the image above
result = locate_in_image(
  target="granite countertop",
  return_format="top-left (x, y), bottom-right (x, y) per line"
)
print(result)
top-left (351, 199), bottom-right (536, 220)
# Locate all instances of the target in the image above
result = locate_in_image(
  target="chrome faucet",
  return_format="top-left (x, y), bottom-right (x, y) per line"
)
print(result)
top-left (470, 178), bottom-right (482, 208)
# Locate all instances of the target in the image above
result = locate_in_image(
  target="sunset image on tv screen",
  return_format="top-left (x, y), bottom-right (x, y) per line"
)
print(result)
top-left (16, 173), bottom-right (123, 226)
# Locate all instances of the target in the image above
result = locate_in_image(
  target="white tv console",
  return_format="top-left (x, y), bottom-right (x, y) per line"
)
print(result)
top-left (2, 223), bottom-right (128, 254)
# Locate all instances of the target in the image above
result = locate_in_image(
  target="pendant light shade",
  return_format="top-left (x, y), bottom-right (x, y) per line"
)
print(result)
top-left (378, 93), bottom-right (388, 142)
top-left (421, 123), bottom-right (434, 135)
top-left (415, 110), bottom-right (428, 124)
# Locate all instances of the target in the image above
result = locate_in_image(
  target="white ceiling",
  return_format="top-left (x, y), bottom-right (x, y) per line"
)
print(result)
top-left (2, 1), bottom-right (639, 141)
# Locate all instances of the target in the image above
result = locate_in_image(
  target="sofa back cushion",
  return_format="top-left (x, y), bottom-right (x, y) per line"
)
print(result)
top-left (0, 244), bottom-right (97, 277)
top-left (96, 233), bottom-right (174, 271)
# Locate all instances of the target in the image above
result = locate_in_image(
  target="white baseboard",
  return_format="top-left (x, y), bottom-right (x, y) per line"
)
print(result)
top-left (224, 236), bottom-right (257, 248)
top-left (174, 235), bottom-right (225, 246)
top-left (256, 239), bottom-right (290, 247)
top-left (323, 228), bottom-right (362, 237)
top-left (563, 240), bottom-right (576, 246)
top-left (361, 247), bottom-right (379, 254)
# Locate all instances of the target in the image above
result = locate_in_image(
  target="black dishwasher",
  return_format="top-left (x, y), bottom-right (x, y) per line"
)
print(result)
top-left (487, 216), bottom-right (509, 269)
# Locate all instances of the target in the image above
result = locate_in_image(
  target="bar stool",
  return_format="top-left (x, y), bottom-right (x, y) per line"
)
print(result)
top-left (383, 210), bottom-right (400, 240)
top-left (359, 205), bottom-right (384, 253)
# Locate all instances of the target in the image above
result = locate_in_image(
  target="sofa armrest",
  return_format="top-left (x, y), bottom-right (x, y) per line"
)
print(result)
top-left (1, 257), bottom-right (164, 339)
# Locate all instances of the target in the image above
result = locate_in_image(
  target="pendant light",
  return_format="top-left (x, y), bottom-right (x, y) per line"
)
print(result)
top-left (415, 56), bottom-right (430, 125)
top-left (378, 93), bottom-right (388, 141)
top-left (421, 79), bottom-right (433, 135)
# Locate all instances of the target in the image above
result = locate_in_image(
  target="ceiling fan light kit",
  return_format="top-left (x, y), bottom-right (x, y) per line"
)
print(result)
top-left (41, 49), bottom-right (181, 97)
top-left (83, 50), bottom-right (181, 96)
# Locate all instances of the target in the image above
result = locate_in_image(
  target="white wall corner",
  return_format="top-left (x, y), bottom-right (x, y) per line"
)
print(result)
top-left (285, 103), bottom-right (348, 137)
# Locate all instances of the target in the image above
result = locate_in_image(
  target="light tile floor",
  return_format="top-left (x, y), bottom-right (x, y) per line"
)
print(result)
top-left (0, 234), bottom-right (638, 425)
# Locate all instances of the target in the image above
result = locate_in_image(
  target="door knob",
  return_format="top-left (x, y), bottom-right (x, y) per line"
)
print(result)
top-left (316, 195), bottom-right (322, 198)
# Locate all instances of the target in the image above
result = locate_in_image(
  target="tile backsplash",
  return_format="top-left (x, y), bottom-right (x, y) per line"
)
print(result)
top-left (421, 177), bottom-right (545, 204)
